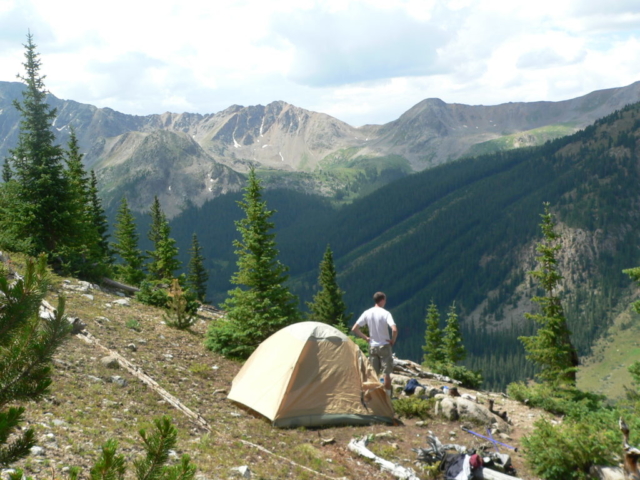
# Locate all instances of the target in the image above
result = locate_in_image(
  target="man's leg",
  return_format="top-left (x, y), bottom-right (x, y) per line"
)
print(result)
top-left (380, 345), bottom-right (394, 397)
top-left (370, 346), bottom-right (382, 378)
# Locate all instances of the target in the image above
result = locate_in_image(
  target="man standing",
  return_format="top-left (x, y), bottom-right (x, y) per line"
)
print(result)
top-left (352, 292), bottom-right (398, 397)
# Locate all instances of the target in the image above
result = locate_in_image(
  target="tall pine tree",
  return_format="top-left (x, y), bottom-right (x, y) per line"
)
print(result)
top-left (187, 233), bottom-right (208, 302)
top-left (146, 197), bottom-right (180, 281)
top-left (423, 301), bottom-right (445, 367)
top-left (519, 203), bottom-right (578, 386)
top-left (111, 197), bottom-right (145, 286)
top-left (306, 244), bottom-right (351, 332)
top-left (2, 33), bottom-right (73, 259)
top-left (88, 170), bottom-right (112, 266)
top-left (205, 167), bottom-right (300, 359)
top-left (442, 302), bottom-right (466, 365)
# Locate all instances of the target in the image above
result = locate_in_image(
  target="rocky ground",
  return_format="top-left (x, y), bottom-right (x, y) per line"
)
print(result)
top-left (2, 273), bottom-right (554, 480)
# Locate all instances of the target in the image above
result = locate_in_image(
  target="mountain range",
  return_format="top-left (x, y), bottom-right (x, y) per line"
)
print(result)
top-left (2, 80), bottom-right (640, 216)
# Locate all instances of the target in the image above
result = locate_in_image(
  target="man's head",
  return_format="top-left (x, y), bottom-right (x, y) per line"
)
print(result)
top-left (373, 291), bottom-right (386, 306)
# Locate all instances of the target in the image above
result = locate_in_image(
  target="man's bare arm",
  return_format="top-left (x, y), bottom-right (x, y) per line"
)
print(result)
top-left (389, 325), bottom-right (398, 346)
top-left (352, 324), bottom-right (370, 343)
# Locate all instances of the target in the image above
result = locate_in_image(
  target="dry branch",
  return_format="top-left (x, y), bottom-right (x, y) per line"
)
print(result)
top-left (348, 436), bottom-right (420, 480)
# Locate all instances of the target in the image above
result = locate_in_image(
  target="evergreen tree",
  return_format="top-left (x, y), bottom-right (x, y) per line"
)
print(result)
top-left (111, 197), bottom-right (145, 286)
top-left (442, 302), bottom-right (466, 364)
top-left (146, 197), bottom-right (180, 281)
top-left (2, 34), bottom-right (73, 259)
top-left (164, 279), bottom-right (197, 330)
top-left (306, 244), bottom-right (351, 332)
top-left (423, 301), bottom-right (445, 367)
top-left (1, 160), bottom-right (10, 182)
top-left (205, 167), bottom-right (300, 359)
top-left (61, 128), bottom-right (108, 277)
top-left (88, 170), bottom-right (112, 265)
top-left (0, 255), bottom-right (70, 468)
top-left (186, 233), bottom-right (208, 302)
top-left (519, 203), bottom-right (579, 386)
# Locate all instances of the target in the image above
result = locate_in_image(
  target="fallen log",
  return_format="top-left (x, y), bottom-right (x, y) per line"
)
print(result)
top-left (101, 277), bottom-right (140, 294)
top-left (348, 436), bottom-right (420, 480)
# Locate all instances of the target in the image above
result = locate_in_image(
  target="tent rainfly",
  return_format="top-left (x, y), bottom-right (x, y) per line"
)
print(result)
top-left (227, 321), bottom-right (395, 428)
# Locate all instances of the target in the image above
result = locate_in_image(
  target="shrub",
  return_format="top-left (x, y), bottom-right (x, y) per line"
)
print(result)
top-left (136, 280), bottom-right (170, 308)
top-left (164, 279), bottom-right (197, 330)
top-left (433, 363), bottom-right (483, 389)
top-left (393, 396), bottom-right (435, 420)
top-left (353, 337), bottom-right (369, 355)
top-left (522, 410), bottom-right (621, 480)
top-left (506, 382), bottom-right (605, 417)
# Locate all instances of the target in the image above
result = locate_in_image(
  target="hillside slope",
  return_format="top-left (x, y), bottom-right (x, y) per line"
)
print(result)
top-left (4, 261), bottom-right (550, 480)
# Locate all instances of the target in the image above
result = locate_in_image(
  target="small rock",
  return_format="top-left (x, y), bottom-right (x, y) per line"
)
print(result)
top-left (96, 316), bottom-right (110, 323)
top-left (114, 298), bottom-right (130, 307)
top-left (137, 339), bottom-right (148, 345)
top-left (110, 376), bottom-right (128, 387)
top-left (43, 433), bottom-right (56, 443)
top-left (87, 375), bottom-right (104, 383)
top-left (164, 354), bottom-right (174, 360)
top-left (231, 466), bottom-right (251, 479)
top-left (102, 399), bottom-right (119, 408)
top-left (213, 389), bottom-right (227, 395)
top-left (83, 294), bottom-right (94, 301)
top-left (67, 316), bottom-right (86, 334)
top-left (126, 343), bottom-right (137, 352)
top-left (212, 365), bottom-right (219, 370)
top-left (115, 291), bottom-right (126, 297)
top-left (100, 356), bottom-right (120, 369)
top-left (230, 412), bottom-right (242, 417)
top-left (104, 303), bottom-right (112, 308)
top-left (52, 419), bottom-right (66, 427)
top-left (168, 450), bottom-right (179, 459)
top-left (499, 433), bottom-right (512, 441)
top-left (415, 421), bottom-right (427, 427)
top-left (30, 446), bottom-right (45, 456)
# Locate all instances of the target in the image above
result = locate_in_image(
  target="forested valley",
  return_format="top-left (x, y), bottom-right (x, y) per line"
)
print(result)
top-left (163, 103), bottom-right (640, 391)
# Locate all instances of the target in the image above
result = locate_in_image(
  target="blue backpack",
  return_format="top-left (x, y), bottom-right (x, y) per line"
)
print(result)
top-left (403, 378), bottom-right (423, 395)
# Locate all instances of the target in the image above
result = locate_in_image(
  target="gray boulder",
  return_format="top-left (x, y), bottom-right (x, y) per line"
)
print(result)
top-left (436, 397), bottom-right (510, 431)
top-left (100, 356), bottom-right (120, 369)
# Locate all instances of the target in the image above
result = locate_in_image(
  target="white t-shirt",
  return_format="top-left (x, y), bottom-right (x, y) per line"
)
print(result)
top-left (356, 306), bottom-right (396, 347)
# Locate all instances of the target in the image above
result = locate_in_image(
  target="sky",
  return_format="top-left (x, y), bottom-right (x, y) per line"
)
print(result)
top-left (1, 0), bottom-right (639, 126)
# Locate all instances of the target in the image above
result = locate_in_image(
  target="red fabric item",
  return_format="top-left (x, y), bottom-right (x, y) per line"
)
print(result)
top-left (469, 453), bottom-right (483, 470)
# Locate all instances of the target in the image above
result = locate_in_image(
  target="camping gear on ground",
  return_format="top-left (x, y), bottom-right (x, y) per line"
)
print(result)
top-left (462, 427), bottom-right (518, 451)
top-left (227, 321), bottom-right (395, 428)
top-left (403, 378), bottom-right (424, 395)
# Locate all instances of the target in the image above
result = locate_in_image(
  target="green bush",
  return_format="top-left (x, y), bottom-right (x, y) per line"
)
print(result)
top-left (136, 280), bottom-right (170, 308)
top-left (433, 363), bottom-right (483, 389)
top-left (522, 410), bottom-right (621, 480)
top-left (393, 396), bottom-right (435, 420)
top-left (353, 337), bottom-right (369, 355)
top-left (507, 382), bottom-right (605, 417)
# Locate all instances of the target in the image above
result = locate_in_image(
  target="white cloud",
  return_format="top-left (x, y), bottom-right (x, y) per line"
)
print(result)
top-left (0, 0), bottom-right (638, 126)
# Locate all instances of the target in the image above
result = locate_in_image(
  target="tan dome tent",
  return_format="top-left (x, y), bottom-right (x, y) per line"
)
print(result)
top-left (227, 321), bottom-right (395, 428)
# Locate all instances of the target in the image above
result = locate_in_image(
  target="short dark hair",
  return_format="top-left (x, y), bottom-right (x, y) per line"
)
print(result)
top-left (373, 292), bottom-right (386, 304)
